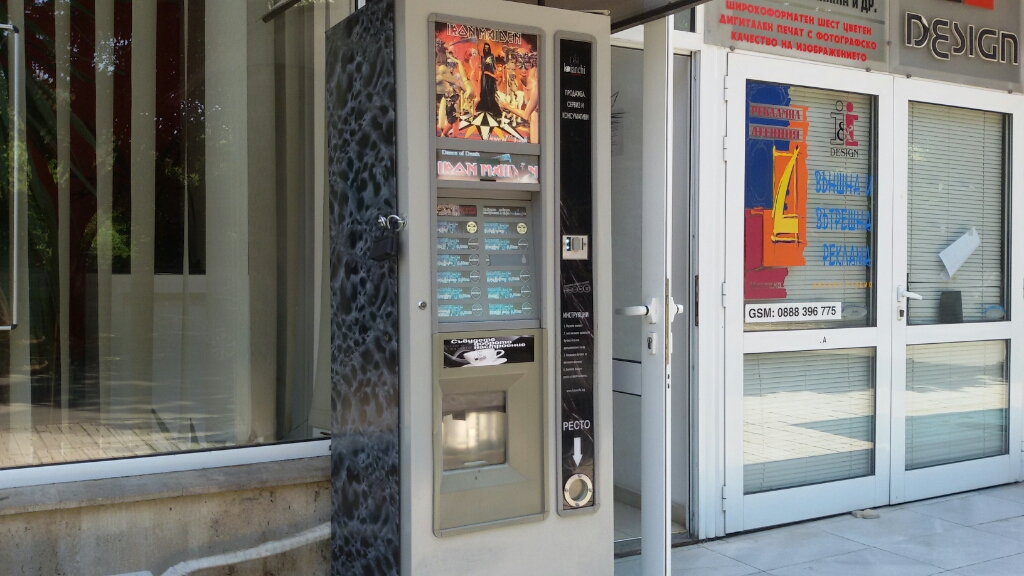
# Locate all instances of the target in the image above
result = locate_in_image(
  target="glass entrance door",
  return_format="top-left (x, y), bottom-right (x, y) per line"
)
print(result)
top-left (723, 54), bottom-right (895, 532)
top-left (610, 17), bottom-right (693, 568)
top-left (889, 78), bottom-right (1023, 504)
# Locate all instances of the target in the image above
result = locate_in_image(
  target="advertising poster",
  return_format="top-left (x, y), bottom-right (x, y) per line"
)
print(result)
top-left (744, 81), bottom-right (875, 330)
top-left (442, 335), bottom-right (535, 368)
top-left (891, 0), bottom-right (1021, 93)
top-left (435, 21), bottom-right (540, 143)
top-left (436, 149), bottom-right (539, 184)
top-left (704, 0), bottom-right (888, 71)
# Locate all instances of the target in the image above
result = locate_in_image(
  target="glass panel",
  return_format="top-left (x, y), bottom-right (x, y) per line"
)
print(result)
top-left (906, 341), bottom-right (1008, 470)
top-left (744, 348), bottom-right (875, 494)
top-left (907, 103), bottom-right (1007, 325)
top-left (673, 8), bottom-right (694, 33)
top-left (441, 391), bottom-right (507, 470)
top-left (610, 45), bottom-right (644, 549)
top-left (743, 82), bottom-right (876, 331)
top-left (0, 19), bottom-right (11, 329)
top-left (0, 1), bottom-right (327, 469)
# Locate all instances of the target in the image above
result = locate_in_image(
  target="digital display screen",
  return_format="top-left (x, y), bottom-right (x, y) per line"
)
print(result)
top-left (436, 198), bottom-right (537, 324)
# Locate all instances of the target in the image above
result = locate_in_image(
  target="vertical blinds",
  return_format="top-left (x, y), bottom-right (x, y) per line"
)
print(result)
top-left (907, 103), bottom-right (1007, 324)
top-left (744, 348), bottom-right (875, 494)
top-left (906, 341), bottom-right (1008, 470)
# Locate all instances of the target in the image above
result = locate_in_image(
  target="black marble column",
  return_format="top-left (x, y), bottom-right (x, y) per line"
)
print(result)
top-left (326, 1), bottom-right (400, 574)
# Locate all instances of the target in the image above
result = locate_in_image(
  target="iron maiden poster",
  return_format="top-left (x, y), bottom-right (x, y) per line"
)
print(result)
top-left (743, 81), bottom-right (876, 331)
top-left (435, 21), bottom-right (539, 143)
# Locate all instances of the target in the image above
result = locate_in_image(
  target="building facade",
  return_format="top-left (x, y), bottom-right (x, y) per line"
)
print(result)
top-left (0, 0), bottom-right (1021, 574)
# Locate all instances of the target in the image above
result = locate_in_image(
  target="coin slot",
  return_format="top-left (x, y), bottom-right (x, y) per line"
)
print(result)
top-left (563, 473), bottom-right (594, 507)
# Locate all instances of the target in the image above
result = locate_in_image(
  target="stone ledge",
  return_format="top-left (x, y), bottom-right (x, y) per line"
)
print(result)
top-left (0, 456), bottom-right (329, 518)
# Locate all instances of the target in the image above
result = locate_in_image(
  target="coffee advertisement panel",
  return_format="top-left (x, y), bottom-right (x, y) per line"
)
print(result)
top-left (442, 335), bottom-right (536, 368)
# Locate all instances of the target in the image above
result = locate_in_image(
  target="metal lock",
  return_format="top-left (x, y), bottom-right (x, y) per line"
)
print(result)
top-left (370, 215), bottom-right (405, 262)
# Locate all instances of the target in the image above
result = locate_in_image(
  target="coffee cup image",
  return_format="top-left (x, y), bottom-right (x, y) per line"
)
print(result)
top-left (462, 348), bottom-right (505, 366)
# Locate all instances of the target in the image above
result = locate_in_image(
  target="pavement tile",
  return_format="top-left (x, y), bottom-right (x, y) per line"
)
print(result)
top-left (874, 526), bottom-right (1024, 570)
top-left (704, 525), bottom-right (865, 571)
top-left (765, 547), bottom-right (944, 576)
top-left (614, 556), bottom-right (640, 576)
top-left (948, 552), bottom-right (1024, 576)
top-left (979, 483), bottom-right (1024, 505)
top-left (894, 492), bottom-right (976, 510)
top-left (819, 509), bottom-right (963, 547)
top-left (671, 546), bottom-right (761, 576)
top-left (909, 494), bottom-right (1024, 527)
top-left (973, 516), bottom-right (1024, 543)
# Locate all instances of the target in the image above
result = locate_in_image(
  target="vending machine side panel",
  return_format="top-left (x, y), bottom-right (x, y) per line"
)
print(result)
top-left (327, 1), bottom-right (401, 574)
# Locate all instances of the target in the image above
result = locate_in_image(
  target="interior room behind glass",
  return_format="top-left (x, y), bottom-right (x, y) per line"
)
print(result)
top-left (0, 0), bottom-right (331, 469)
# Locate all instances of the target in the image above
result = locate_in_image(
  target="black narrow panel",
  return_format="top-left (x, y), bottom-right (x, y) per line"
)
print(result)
top-left (559, 38), bottom-right (596, 511)
top-left (326, 0), bottom-right (400, 574)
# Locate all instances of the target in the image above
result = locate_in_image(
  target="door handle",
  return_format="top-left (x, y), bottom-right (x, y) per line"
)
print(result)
top-left (897, 286), bottom-right (923, 302)
top-left (668, 296), bottom-right (684, 323)
top-left (615, 298), bottom-right (659, 324)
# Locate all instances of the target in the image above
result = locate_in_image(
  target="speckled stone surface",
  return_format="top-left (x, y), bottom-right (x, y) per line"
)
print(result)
top-left (326, 0), bottom-right (401, 574)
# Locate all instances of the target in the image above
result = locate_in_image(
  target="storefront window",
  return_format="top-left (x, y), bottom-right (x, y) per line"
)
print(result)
top-left (672, 8), bottom-right (694, 33)
top-left (906, 341), bottom-right (1008, 470)
top-left (744, 348), bottom-right (875, 494)
top-left (0, 1), bottom-right (328, 469)
top-left (907, 103), bottom-right (1008, 325)
top-left (743, 82), bottom-right (876, 331)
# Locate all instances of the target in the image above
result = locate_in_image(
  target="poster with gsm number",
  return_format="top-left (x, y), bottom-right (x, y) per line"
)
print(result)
top-left (743, 81), bottom-right (876, 331)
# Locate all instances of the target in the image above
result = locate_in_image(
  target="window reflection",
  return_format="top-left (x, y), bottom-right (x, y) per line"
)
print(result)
top-left (0, 0), bottom-right (328, 468)
top-left (906, 341), bottom-right (1008, 470)
top-left (744, 348), bottom-right (875, 494)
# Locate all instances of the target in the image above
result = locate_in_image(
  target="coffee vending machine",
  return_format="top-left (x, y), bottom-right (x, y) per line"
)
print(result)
top-left (425, 10), bottom-right (606, 532)
top-left (396, 0), bottom-right (612, 572)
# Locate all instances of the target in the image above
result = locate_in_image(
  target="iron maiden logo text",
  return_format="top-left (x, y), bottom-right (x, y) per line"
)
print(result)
top-left (445, 23), bottom-right (523, 45)
top-left (905, 12), bottom-right (1019, 64)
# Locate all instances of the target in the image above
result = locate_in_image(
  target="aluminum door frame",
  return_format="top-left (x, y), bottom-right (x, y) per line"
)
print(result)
top-left (889, 77), bottom-right (1024, 504)
top-left (722, 53), bottom-right (895, 533)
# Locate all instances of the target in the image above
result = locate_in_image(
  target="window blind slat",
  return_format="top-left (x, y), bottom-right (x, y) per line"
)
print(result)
top-left (906, 340), bottom-right (1009, 470)
top-left (907, 102), bottom-right (1006, 325)
top-left (744, 348), bottom-right (875, 494)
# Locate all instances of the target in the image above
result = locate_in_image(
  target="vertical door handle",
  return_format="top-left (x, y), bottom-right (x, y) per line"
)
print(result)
top-left (668, 296), bottom-right (684, 323)
top-left (1, 22), bottom-right (21, 330)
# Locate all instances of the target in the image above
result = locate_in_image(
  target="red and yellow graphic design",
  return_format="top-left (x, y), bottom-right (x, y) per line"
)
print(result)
top-left (744, 84), bottom-right (809, 299)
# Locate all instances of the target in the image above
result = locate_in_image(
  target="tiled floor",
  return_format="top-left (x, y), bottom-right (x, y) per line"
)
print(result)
top-left (615, 481), bottom-right (1024, 575)
top-left (615, 500), bottom-right (686, 540)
